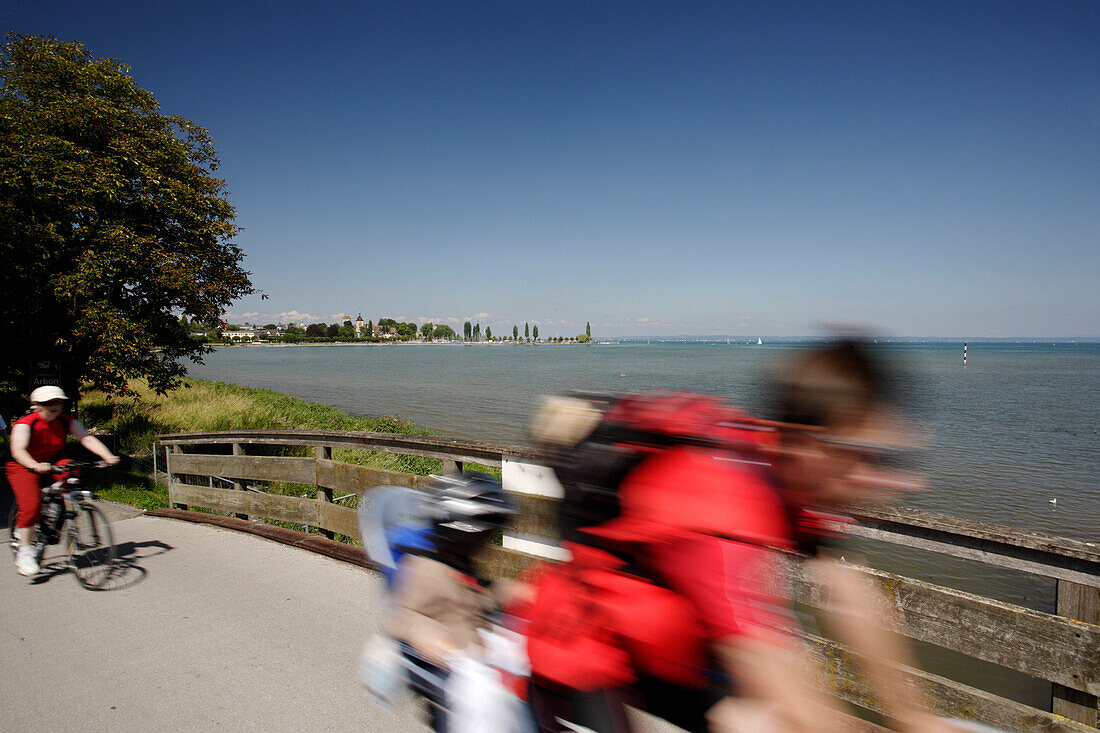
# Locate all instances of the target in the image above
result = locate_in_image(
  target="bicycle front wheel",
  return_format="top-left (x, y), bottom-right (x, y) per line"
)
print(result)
top-left (67, 503), bottom-right (115, 589)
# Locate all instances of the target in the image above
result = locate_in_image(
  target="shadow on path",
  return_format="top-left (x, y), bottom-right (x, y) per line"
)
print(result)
top-left (29, 538), bottom-right (174, 591)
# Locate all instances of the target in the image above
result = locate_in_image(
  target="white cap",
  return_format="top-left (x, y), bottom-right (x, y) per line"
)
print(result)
top-left (30, 385), bottom-right (69, 404)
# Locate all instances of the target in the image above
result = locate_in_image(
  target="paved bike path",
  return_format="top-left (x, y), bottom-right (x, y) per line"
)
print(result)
top-left (0, 512), bottom-right (428, 732)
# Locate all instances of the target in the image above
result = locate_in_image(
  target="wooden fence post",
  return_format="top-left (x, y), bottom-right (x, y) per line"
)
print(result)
top-left (315, 445), bottom-right (335, 539)
top-left (1051, 579), bottom-right (1100, 726)
top-left (231, 443), bottom-right (249, 521)
top-left (169, 445), bottom-right (187, 510)
top-left (442, 459), bottom-right (464, 476)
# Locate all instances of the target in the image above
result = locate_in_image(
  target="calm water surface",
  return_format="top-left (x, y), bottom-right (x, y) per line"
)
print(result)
top-left (189, 341), bottom-right (1099, 706)
top-left (189, 341), bottom-right (1098, 540)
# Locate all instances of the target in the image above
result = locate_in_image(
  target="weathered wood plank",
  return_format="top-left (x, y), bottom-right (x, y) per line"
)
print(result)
top-left (230, 443), bottom-right (249, 520)
top-left (1053, 580), bottom-right (1100, 726)
top-left (851, 505), bottom-right (1100, 565)
top-left (317, 501), bottom-right (361, 540)
top-left (169, 483), bottom-right (318, 526)
top-left (159, 429), bottom-right (541, 465)
top-left (803, 633), bottom-right (1096, 733)
top-left (840, 507), bottom-right (1100, 587)
top-left (837, 521), bottom-right (1100, 588)
top-left (791, 563), bottom-right (1100, 696)
top-left (505, 492), bottom-right (560, 540)
top-left (170, 454), bottom-right (317, 484)
top-left (315, 459), bottom-right (434, 493)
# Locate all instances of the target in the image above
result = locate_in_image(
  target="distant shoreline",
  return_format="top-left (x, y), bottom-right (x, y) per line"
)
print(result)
top-left (213, 337), bottom-right (1097, 349)
top-left (215, 340), bottom-right (611, 348)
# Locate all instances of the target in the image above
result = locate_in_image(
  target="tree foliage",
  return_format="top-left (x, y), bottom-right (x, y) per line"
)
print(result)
top-left (532, 325), bottom-right (539, 341)
top-left (0, 34), bottom-right (252, 395)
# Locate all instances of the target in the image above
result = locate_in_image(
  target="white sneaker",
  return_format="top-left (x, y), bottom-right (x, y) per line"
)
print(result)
top-left (15, 547), bottom-right (40, 576)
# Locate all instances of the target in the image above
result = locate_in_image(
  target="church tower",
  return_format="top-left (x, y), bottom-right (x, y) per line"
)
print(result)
top-left (355, 313), bottom-right (365, 337)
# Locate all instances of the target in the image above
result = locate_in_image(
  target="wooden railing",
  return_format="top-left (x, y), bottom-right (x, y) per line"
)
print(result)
top-left (158, 429), bottom-right (1100, 732)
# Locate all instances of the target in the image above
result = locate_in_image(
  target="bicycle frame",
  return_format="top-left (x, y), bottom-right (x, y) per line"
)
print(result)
top-left (10, 460), bottom-right (116, 588)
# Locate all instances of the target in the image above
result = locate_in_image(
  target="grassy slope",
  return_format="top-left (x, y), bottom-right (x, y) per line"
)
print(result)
top-left (79, 379), bottom-right (447, 510)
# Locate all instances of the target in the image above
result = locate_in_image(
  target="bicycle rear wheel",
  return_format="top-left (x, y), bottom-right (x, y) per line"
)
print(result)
top-left (67, 503), bottom-right (115, 589)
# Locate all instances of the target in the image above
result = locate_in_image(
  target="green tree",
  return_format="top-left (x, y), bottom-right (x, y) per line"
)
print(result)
top-left (285, 325), bottom-right (305, 336)
top-left (474, 323), bottom-right (481, 341)
top-left (421, 322), bottom-right (434, 340)
top-left (326, 324), bottom-right (340, 338)
top-left (366, 320), bottom-right (373, 336)
top-left (577, 333), bottom-right (592, 343)
top-left (0, 34), bottom-right (252, 395)
top-left (532, 325), bottom-right (539, 341)
top-left (305, 324), bottom-right (326, 338)
top-left (434, 324), bottom-right (455, 340)
top-left (524, 322), bottom-right (530, 341)
top-left (464, 321), bottom-right (472, 341)
top-left (513, 325), bottom-right (519, 340)
top-left (586, 321), bottom-right (592, 338)
top-left (263, 323), bottom-right (277, 330)
top-left (485, 326), bottom-right (492, 340)
top-left (337, 324), bottom-right (356, 339)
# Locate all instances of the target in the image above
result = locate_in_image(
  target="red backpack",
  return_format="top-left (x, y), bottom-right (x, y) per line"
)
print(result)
top-left (525, 542), bottom-right (710, 691)
top-left (525, 391), bottom-right (789, 692)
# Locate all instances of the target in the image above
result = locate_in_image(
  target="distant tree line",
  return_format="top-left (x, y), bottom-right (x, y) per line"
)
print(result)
top-left (208, 316), bottom-right (593, 345)
top-left (457, 319), bottom-right (593, 343)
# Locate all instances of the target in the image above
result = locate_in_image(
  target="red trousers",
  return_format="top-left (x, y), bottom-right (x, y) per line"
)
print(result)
top-left (5, 459), bottom-right (71, 528)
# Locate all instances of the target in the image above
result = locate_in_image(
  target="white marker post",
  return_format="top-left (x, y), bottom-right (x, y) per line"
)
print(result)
top-left (964, 341), bottom-right (967, 367)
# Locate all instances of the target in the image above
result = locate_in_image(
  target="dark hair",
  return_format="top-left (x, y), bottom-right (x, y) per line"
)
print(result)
top-left (777, 339), bottom-right (895, 429)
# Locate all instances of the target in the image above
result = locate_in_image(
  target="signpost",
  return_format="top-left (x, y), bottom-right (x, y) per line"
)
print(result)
top-left (29, 355), bottom-right (64, 390)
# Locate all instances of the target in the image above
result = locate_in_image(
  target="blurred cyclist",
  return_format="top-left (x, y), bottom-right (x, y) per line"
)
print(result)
top-left (527, 339), bottom-right (954, 733)
top-left (6, 386), bottom-right (119, 576)
top-left (383, 473), bottom-right (527, 732)
top-left (706, 339), bottom-right (954, 733)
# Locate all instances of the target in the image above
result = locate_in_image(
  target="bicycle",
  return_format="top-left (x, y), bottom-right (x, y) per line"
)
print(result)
top-left (6, 460), bottom-right (116, 589)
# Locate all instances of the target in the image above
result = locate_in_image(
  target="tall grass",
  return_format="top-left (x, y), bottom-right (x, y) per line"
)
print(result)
top-left (81, 379), bottom-right (431, 448)
top-left (79, 379), bottom-right (451, 509)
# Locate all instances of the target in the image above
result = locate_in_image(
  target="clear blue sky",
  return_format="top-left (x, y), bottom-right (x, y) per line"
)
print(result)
top-left (6, 1), bottom-right (1098, 337)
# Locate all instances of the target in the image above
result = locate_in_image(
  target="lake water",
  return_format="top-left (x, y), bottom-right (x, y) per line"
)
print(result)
top-left (188, 341), bottom-right (1098, 539)
top-left (189, 340), bottom-right (1099, 706)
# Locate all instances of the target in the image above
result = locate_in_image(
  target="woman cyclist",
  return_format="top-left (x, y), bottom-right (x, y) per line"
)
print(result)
top-left (6, 386), bottom-right (119, 576)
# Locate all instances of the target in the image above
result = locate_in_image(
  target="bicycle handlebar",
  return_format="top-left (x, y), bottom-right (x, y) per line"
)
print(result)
top-left (50, 460), bottom-right (109, 473)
